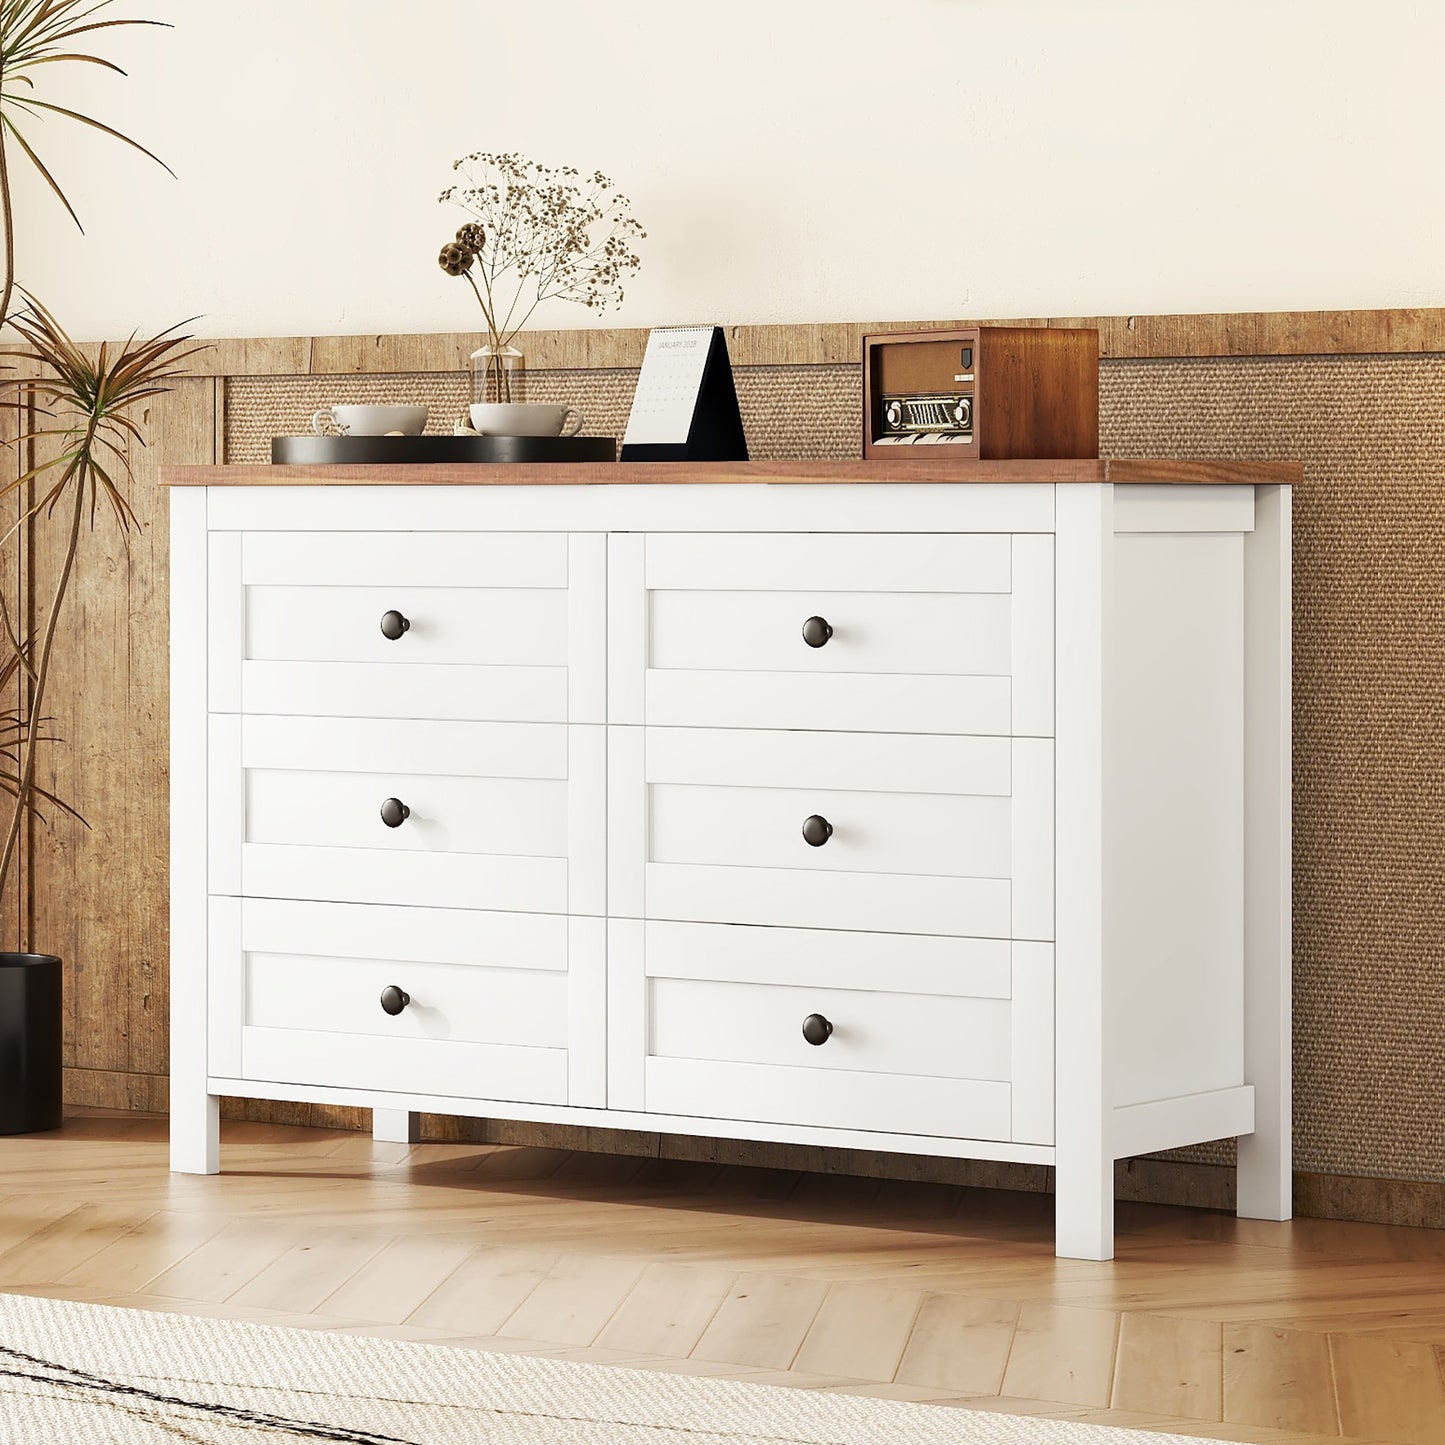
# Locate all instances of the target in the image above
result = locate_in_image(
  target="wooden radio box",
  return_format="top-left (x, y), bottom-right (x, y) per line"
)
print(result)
top-left (863, 325), bottom-right (1099, 461)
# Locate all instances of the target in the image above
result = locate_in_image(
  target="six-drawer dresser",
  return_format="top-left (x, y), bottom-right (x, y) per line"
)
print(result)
top-left (165, 458), bottom-right (1296, 1259)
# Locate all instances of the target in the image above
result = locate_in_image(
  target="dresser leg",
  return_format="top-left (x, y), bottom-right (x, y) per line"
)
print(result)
top-left (1238, 1133), bottom-right (1290, 1221)
top-left (170, 1091), bottom-right (220, 1174)
top-left (1055, 1155), bottom-right (1114, 1260)
top-left (373, 1109), bottom-right (420, 1144)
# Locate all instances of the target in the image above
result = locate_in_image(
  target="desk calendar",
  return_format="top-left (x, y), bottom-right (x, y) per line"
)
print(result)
top-left (621, 325), bottom-right (748, 461)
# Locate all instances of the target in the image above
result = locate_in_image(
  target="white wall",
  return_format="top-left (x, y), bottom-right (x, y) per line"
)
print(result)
top-left (11, 0), bottom-right (1444, 340)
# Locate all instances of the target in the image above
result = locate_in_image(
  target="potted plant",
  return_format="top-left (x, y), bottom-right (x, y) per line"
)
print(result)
top-left (0, 0), bottom-right (198, 1133)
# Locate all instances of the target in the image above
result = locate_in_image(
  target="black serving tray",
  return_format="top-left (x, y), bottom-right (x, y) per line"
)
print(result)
top-left (271, 434), bottom-right (617, 466)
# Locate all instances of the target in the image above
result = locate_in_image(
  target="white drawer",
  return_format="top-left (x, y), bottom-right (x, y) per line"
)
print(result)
top-left (234, 662), bottom-right (570, 725)
top-left (209, 715), bottom-right (606, 915)
top-left (652, 781), bottom-right (1009, 879)
top-left (652, 590), bottom-right (1011, 676)
top-left (208, 531), bottom-right (606, 723)
top-left (209, 897), bottom-right (605, 1106)
top-left (610, 532), bottom-right (1053, 735)
top-left (248, 584), bottom-right (565, 666)
top-left (651, 979), bottom-right (1009, 1080)
top-left (613, 920), bottom-right (1055, 1144)
top-left (609, 727), bottom-right (1054, 940)
top-left (239, 530), bottom-right (569, 589)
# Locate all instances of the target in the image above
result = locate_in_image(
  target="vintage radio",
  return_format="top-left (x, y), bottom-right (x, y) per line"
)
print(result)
top-left (863, 325), bottom-right (1099, 461)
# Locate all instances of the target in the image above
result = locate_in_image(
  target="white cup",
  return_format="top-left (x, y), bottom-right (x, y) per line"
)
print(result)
top-left (469, 402), bottom-right (583, 438)
top-left (312, 404), bottom-right (428, 437)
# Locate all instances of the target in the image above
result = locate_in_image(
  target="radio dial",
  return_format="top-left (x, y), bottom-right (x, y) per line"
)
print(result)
top-left (951, 399), bottom-right (971, 428)
top-left (884, 400), bottom-right (903, 429)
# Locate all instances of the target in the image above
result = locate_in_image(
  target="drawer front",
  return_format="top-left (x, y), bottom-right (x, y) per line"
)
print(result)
top-left (610, 532), bottom-right (1052, 735)
top-left (610, 727), bottom-right (1053, 940)
top-left (209, 531), bottom-right (605, 723)
top-left (210, 897), bottom-right (605, 1106)
top-left (651, 590), bottom-right (1010, 676)
top-left (209, 715), bottom-right (605, 915)
top-left (651, 978), bottom-right (1009, 1080)
top-left (610, 920), bottom-right (1054, 1143)
top-left (247, 584), bottom-right (565, 666)
top-left (238, 529), bottom-right (569, 588)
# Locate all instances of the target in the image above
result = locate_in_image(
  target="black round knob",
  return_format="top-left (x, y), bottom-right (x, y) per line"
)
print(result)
top-left (802, 616), bottom-right (833, 649)
top-left (380, 985), bottom-right (411, 1016)
top-left (380, 610), bottom-right (411, 641)
top-left (801, 814), bottom-right (833, 847)
top-left (380, 797), bottom-right (411, 828)
top-left (802, 1013), bottom-right (834, 1046)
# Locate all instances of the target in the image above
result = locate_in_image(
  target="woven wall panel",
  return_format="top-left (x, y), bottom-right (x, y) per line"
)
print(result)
top-left (226, 365), bottom-right (860, 463)
top-left (225, 354), bottom-right (1445, 1183)
top-left (1105, 355), bottom-right (1445, 1181)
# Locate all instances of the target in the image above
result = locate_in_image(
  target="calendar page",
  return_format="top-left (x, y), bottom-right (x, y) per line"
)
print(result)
top-left (622, 326), bottom-right (716, 447)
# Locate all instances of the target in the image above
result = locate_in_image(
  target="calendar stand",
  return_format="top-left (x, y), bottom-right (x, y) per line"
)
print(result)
top-left (621, 326), bottom-right (748, 462)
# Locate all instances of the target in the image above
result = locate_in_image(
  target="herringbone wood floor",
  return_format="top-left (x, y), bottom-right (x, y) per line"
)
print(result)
top-left (0, 1113), bottom-right (1441, 1444)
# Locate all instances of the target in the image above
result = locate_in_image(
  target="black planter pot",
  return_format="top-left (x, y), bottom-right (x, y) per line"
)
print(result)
top-left (0, 953), bottom-right (62, 1134)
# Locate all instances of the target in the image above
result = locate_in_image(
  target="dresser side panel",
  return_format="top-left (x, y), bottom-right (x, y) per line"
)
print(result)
top-left (1106, 527), bottom-right (1247, 1109)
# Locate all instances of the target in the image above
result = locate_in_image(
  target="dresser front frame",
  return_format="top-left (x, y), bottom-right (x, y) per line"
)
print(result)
top-left (169, 479), bottom-right (1292, 1260)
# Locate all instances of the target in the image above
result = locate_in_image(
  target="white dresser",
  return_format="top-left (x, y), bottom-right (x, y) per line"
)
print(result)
top-left (167, 459), bottom-right (1295, 1260)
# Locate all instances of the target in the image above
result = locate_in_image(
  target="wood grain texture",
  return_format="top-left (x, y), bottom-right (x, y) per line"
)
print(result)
top-left (691, 1273), bottom-right (830, 1369)
top-left (28, 378), bottom-right (214, 1097)
top-left (1329, 1335), bottom-right (1445, 1444)
top-left (500, 1254), bottom-right (648, 1346)
top-left (1112, 1313), bottom-right (1224, 1420)
top-left (227, 1228), bottom-right (388, 1314)
top-left (57, 1210), bottom-right (227, 1294)
top-left (406, 1247), bottom-right (560, 1335)
top-left (1294, 1171), bottom-right (1445, 1230)
top-left (864, 326), bottom-right (1100, 461)
top-left (1224, 1325), bottom-right (1342, 1435)
top-left (36, 963), bottom-right (1445, 1212)
top-left (0, 1201), bottom-right (146, 1286)
top-left (594, 1262), bottom-right (739, 1357)
top-left (159, 458), bottom-right (1300, 487)
top-left (62, 1066), bottom-right (169, 1115)
top-left (51, 306), bottom-right (1445, 379)
top-left (144, 1218), bottom-right (295, 1303)
top-left (4, 1115), bottom-right (1445, 1443)
top-left (892, 1293), bottom-right (1019, 1395)
top-left (316, 1236), bottom-right (477, 1325)
top-left (1001, 1304), bottom-right (1121, 1408)
top-left (790, 1282), bottom-right (923, 1381)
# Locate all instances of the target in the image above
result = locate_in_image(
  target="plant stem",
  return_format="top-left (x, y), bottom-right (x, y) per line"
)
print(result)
top-left (0, 438), bottom-right (87, 898)
top-left (463, 269), bottom-right (512, 403)
top-left (463, 269), bottom-right (494, 337)
top-left (0, 53), bottom-right (12, 332)
top-left (0, 79), bottom-right (19, 906)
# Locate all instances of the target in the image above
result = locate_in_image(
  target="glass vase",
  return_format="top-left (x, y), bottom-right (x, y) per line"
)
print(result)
top-left (471, 343), bottom-right (525, 406)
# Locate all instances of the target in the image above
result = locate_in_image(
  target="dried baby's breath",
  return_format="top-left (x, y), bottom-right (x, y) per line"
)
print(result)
top-left (436, 151), bottom-right (645, 357)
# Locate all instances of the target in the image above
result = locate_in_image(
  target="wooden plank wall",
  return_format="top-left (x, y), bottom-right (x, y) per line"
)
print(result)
top-left (10, 306), bottom-right (1445, 1221)
top-left (24, 378), bottom-right (217, 1111)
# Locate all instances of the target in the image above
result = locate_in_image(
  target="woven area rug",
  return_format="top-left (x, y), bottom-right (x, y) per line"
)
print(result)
top-left (0, 1293), bottom-right (1206, 1444)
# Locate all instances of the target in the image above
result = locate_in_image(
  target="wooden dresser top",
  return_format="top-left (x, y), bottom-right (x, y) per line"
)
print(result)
top-left (159, 458), bottom-right (1300, 488)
